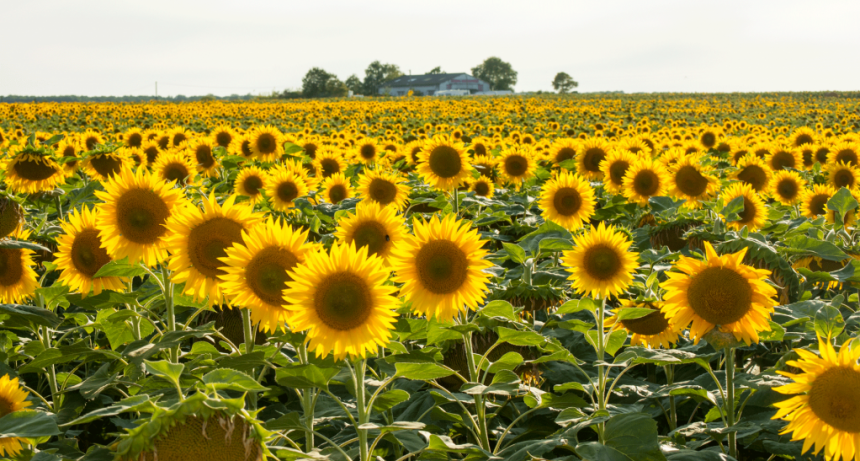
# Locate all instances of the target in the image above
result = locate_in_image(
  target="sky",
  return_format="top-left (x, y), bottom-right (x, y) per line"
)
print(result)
top-left (1, 0), bottom-right (858, 96)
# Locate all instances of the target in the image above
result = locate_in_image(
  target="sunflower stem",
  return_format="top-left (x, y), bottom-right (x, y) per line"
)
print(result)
top-left (461, 319), bottom-right (491, 451)
top-left (55, 195), bottom-right (64, 220)
top-left (160, 265), bottom-right (178, 363)
top-left (725, 347), bottom-right (737, 459)
top-left (453, 187), bottom-right (460, 216)
top-left (241, 307), bottom-right (258, 410)
top-left (596, 296), bottom-right (607, 443)
top-left (36, 290), bottom-right (60, 413)
top-left (298, 342), bottom-right (315, 452)
top-left (354, 358), bottom-right (370, 461)
top-left (666, 364), bottom-right (677, 431)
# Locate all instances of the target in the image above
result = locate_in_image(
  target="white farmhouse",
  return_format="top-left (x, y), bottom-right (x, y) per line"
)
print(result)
top-left (379, 73), bottom-right (491, 96)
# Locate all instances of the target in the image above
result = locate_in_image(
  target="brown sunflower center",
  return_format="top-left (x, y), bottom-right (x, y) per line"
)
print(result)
top-left (62, 146), bottom-right (78, 168)
top-left (801, 149), bottom-right (814, 167)
top-left (415, 239), bottom-right (469, 294)
top-left (246, 246), bottom-right (298, 306)
top-left (215, 132), bottom-right (232, 147)
top-left (0, 248), bottom-right (24, 287)
top-left (320, 158), bottom-right (340, 177)
top-left (410, 147), bottom-right (422, 163)
top-left (351, 220), bottom-right (390, 257)
top-left (737, 197), bottom-right (758, 224)
top-left (809, 258), bottom-right (846, 272)
top-left (163, 162), bottom-right (190, 183)
top-left (428, 145), bottom-right (463, 178)
top-left (833, 169), bottom-right (855, 189)
top-left (776, 179), bottom-right (799, 200)
top-left (127, 132), bottom-right (142, 148)
top-left (608, 160), bottom-right (630, 186)
top-left (771, 151), bottom-right (796, 170)
top-left (675, 165), bottom-right (708, 197)
top-left (808, 194), bottom-right (829, 216)
top-left (242, 175), bottom-right (263, 196)
top-left (555, 147), bottom-right (576, 163)
top-left (474, 143), bottom-right (487, 156)
top-left (71, 229), bottom-right (111, 278)
top-left (256, 133), bottom-right (277, 154)
top-left (815, 148), bottom-right (830, 165)
top-left (195, 145), bottom-right (215, 169)
top-left (368, 178), bottom-right (397, 205)
top-left (808, 366), bottom-right (860, 433)
top-left (149, 415), bottom-right (261, 461)
top-left (85, 136), bottom-right (99, 150)
top-left (144, 146), bottom-right (160, 164)
top-left (794, 133), bottom-right (814, 146)
top-left (835, 149), bottom-right (858, 166)
top-left (13, 157), bottom-right (58, 181)
top-left (304, 143), bottom-right (318, 159)
top-left (90, 154), bottom-right (123, 178)
top-left (700, 132), bottom-right (716, 148)
top-left (737, 165), bottom-right (768, 191)
top-left (686, 266), bottom-right (752, 325)
top-left (553, 187), bottom-right (583, 216)
top-left (187, 217), bottom-right (245, 279)
top-left (360, 144), bottom-right (376, 160)
top-left (621, 309), bottom-right (670, 335)
top-left (0, 200), bottom-right (24, 239)
top-left (474, 181), bottom-right (491, 196)
top-left (328, 184), bottom-right (347, 204)
top-left (276, 181), bottom-right (299, 204)
top-left (116, 188), bottom-right (171, 244)
top-left (314, 272), bottom-right (373, 331)
top-left (504, 155), bottom-right (528, 177)
top-left (633, 170), bottom-right (660, 196)
top-left (172, 133), bottom-right (187, 147)
top-left (583, 244), bottom-right (621, 281)
top-left (240, 140), bottom-right (253, 157)
top-left (582, 147), bottom-right (606, 172)
top-left (157, 136), bottom-right (170, 150)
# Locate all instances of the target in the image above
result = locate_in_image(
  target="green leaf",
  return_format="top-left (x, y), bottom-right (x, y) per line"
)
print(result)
top-left (605, 330), bottom-right (628, 356)
top-left (759, 321), bottom-right (785, 342)
top-left (502, 242), bottom-right (527, 264)
top-left (721, 195), bottom-right (745, 222)
top-left (371, 389), bottom-right (410, 412)
top-left (0, 410), bottom-right (61, 438)
top-left (395, 362), bottom-right (456, 381)
top-left (614, 308), bottom-right (656, 321)
top-left (144, 360), bottom-right (184, 387)
top-left (827, 187), bottom-right (858, 225)
top-left (480, 300), bottom-right (518, 322)
top-left (274, 364), bottom-right (340, 389)
top-left (486, 351), bottom-right (524, 374)
top-left (93, 258), bottom-right (147, 278)
top-left (575, 413), bottom-right (666, 461)
top-left (283, 142), bottom-right (305, 155)
top-left (0, 239), bottom-right (52, 253)
top-left (202, 368), bottom-right (268, 392)
top-left (787, 235), bottom-right (848, 261)
top-left (64, 395), bottom-right (156, 426)
top-left (0, 303), bottom-right (62, 328)
top-left (496, 326), bottom-right (546, 346)
top-left (814, 304), bottom-right (845, 339)
top-left (539, 237), bottom-right (575, 252)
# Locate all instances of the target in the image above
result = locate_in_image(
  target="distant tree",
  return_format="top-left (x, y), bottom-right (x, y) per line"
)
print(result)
top-left (427, 66), bottom-right (442, 74)
top-left (302, 67), bottom-right (337, 98)
top-left (471, 57), bottom-right (518, 91)
top-left (363, 61), bottom-right (403, 95)
top-left (325, 78), bottom-right (349, 97)
top-left (552, 72), bottom-right (579, 94)
top-left (345, 74), bottom-right (363, 94)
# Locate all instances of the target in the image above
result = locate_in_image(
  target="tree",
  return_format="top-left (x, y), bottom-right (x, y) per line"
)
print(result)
top-left (345, 74), bottom-right (363, 95)
top-left (471, 57), bottom-right (517, 91)
top-left (325, 78), bottom-right (349, 97)
top-left (427, 66), bottom-right (442, 74)
top-left (302, 67), bottom-right (336, 98)
top-left (552, 72), bottom-right (579, 94)
top-left (363, 61), bottom-right (403, 95)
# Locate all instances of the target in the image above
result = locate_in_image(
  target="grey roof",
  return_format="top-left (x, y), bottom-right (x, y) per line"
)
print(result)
top-left (384, 73), bottom-right (469, 87)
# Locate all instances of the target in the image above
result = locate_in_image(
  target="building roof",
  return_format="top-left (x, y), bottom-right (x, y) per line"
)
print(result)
top-left (385, 73), bottom-right (469, 88)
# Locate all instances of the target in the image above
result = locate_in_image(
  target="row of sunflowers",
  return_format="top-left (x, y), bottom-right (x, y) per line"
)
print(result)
top-left (1, 94), bottom-right (860, 461)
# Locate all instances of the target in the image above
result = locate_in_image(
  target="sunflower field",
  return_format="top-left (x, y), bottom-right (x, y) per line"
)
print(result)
top-left (1, 94), bottom-right (860, 461)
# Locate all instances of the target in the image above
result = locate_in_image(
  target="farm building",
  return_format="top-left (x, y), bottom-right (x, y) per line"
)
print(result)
top-left (379, 73), bottom-right (491, 96)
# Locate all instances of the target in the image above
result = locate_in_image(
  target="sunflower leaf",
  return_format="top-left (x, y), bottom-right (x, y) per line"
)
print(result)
top-left (614, 308), bottom-right (656, 321)
top-left (814, 304), bottom-right (844, 339)
top-left (502, 242), bottom-right (527, 264)
top-left (721, 195), bottom-right (745, 223)
top-left (0, 239), bottom-right (52, 253)
top-left (395, 362), bottom-right (456, 381)
top-left (92, 257), bottom-right (147, 278)
top-left (785, 235), bottom-right (847, 261)
top-left (826, 187), bottom-right (858, 226)
top-left (0, 410), bottom-right (61, 438)
top-left (0, 303), bottom-right (62, 328)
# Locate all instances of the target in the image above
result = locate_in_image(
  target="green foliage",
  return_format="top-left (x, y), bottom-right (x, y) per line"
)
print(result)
top-left (471, 56), bottom-right (518, 91)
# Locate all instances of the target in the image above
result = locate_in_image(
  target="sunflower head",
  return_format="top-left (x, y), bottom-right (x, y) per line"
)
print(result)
top-left (801, 184), bottom-right (837, 219)
top-left (622, 158), bottom-right (670, 207)
top-left (417, 135), bottom-right (474, 191)
top-left (249, 125), bottom-right (284, 162)
top-left (0, 374), bottom-right (33, 457)
top-left (600, 148), bottom-right (636, 194)
top-left (265, 165), bottom-right (308, 212)
top-left (539, 171), bottom-right (596, 230)
top-left (605, 300), bottom-right (681, 349)
top-left (234, 166), bottom-right (267, 205)
top-left (827, 161), bottom-right (858, 191)
top-left (469, 177), bottom-right (495, 198)
top-left (722, 182), bottom-right (767, 231)
top-left (0, 198), bottom-right (25, 239)
top-left (335, 200), bottom-right (406, 266)
top-left (321, 172), bottom-right (353, 205)
top-left (562, 222), bottom-right (638, 299)
top-left (770, 170), bottom-right (806, 206)
top-left (356, 169), bottom-right (411, 211)
top-left (733, 155), bottom-right (773, 192)
top-left (151, 149), bottom-right (198, 186)
top-left (56, 206), bottom-right (126, 298)
top-left (313, 147), bottom-right (348, 178)
top-left (2, 146), bottom-right (66, 194)
top-left (576, 138), bottom-right (609, 180)
top-left (668, 153), bottom-right (720, 209)
top-left (498, 146), bottom-right (537, 190)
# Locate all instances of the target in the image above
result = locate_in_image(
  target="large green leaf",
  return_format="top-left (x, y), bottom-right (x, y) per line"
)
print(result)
top-left (0, 410), bottom-right (61, 438)
top-left (274, 364), bottom-right (340, 389)
top-left (395, 362), bottom-right (456, 381)
top-left (575, 413), bottom-right (666, 461)
top-left (0, 303), bottom-right (62, 328)
top-left (202, 368), bottom-right (268, 392)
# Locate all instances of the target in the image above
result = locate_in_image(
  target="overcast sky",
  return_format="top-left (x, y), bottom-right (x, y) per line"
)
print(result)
top-left (2, 0), bottom-right (858, 96)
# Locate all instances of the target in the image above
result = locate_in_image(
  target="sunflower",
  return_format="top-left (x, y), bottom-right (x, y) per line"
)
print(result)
top-left (661, 242), bottom-right (777, 344)
top-left (576, 138), bottom-right (610, 180)
top-left (232, 133), bottom-right (256, 161)
top-left (722, 182), bottom-right (767, 231)
top-left (800, 184), bottom-right (837, 219)
top-left (622, 158), bottom-right (670, 206)
top-left (141, 140), bottom-right (163, 166)
top-left (95, 168), bottom-right (188, 267)
top-left (82, 151), bottom-right (129, 180)
top-left (165, 194), bottom-right (262, 306)
top-left (549, 138), bottom-right (580, 166)
top-left (234, 166), bottom-right (267, 205)
top-left (827, 161), bottom-right (859, 191)
top-left (80, 129), bottom-right (104, 150)
top-left (539, 171), bottom-right (596, 230)
top-left (417, 135), bottom-right (474, 191)
top-left (187, 138), bottom-right (220, 177)
top-left (659, 147), bottom-right (688, 169)
top-left (469, 137), bottom-right (493, 158)
top-left (263, 166), bottom-right (308, 211)
top-left (283, 242), bottom-right (399, 360)
top-left (356, 169), bottom-right (411, 211)
top-left (773, 338), bottom-right (860, 461)
top-left (562, 222), bottom-right (639, 299)
top-left (219, 218), bottom-right (314, 333)
top-left (210, 125), bottom-right (236, 149)
top-left (605, 300), bottom-right (681, 349)
top-left (0, 374), bottom-right (33, 457)
top-left (0, 229), bottom-right (39, 304)
top-left (769, 170), bottom-right (807, 206)
top-left (312, 147), bottom-right (348, 179)
top-left (0, 198), bottom-right (24, 239)
top-left (122, 128), bottom-right (144, 148)
top-left (390, 213), bottom-right (493, 321)
top-left (600, 149), bottom-right (637, 194)
top-left (355, 137), bottom-right (381, 164)
top-left (733, 155), bottom-right (773, 192)
top-left (469, 177), bottom-right (495, 198)
top-left (698, 127), bottom-right (721, 150)
top-left (249, 125), bottom-right (284, 162)
top-left (335, 200), bottom-right (407, 266)
top-left (56, 139), bottom-right (81, 176)
top-left (814, 144), bottom-right (831, 165)
top-left (151, 149), bottom-right (198, 186)
top-left (321, 172), bottom-right (353, 205)
top-left (667, 153), bottom-right (720, 209)
top-left (498, 146), bottom-right (537, 190)
top-left (2, 147), bottom-right (66, 194)
top-left (789, 127), bottom-right (816, 147)
top-left (472, 154), bottom-right (498, 183)
top-left (828, 141), bottom-right (860, 166)
top-left (56, 207), bottom-right (126, 297)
